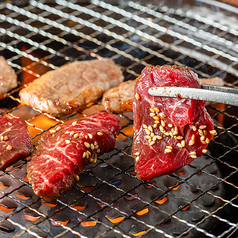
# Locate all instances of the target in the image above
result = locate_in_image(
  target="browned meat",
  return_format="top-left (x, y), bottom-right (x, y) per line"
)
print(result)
top-left (102, 80), bottom-right (135, 113)
top-left (0, 115), bottom-right (33, 170)
top-left (102, 77), bottom-right (223, 113)
top-left (0, 56), bottom-right (17, 99)
top-left (19, 58), bottom-right (124, 116)
top-left (27, 111), bottom-right (120, 201)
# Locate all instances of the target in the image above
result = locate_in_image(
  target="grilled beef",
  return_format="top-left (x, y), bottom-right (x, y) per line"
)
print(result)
top-left (0, 56), bottom-right (17, 99)
top-left (0, 115), bottom-right (33, 170)
top-left (102, 77), bottom-right (223, 113)
top-left (131, 65), bottom-right (215, 181)
top-left (27, 111), bottom-right (120, 201)
top-left (20, 58), bottom-right (123, 116)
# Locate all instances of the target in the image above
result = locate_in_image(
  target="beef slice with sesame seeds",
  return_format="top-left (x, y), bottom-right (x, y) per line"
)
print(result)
top-left (131, 65), bottom-right (215, 181)
top-left (0, 115), bottom-right (33, 170)
top-left (27, 111), bottom-right (120, 201)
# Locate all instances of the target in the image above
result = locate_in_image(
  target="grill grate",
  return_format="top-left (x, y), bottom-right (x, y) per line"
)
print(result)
top-left (0, 0), bottom-right (238, 237)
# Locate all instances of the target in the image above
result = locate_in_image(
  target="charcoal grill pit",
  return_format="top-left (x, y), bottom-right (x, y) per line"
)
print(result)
top-left (0, 0), bottom-right (238, 237)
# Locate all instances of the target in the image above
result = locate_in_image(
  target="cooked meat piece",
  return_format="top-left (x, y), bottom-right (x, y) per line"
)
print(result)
top-left (102, 80), bottom-right (135, 113)
top-left (131, 65), bottom-right (215, 181)
top-left (0, 56), bottom-right (17, 99)
top-left (20, 58), bottom-right (124, 116)
top-left (27, 111), bottom-right (120, 201)
top-left (0, 115), bottom-right (33, 170)
top-left (102, 77), bottom-right (223, 113)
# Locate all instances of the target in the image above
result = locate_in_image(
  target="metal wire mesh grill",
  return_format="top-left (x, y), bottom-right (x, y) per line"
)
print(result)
top-left (0, 0), bottom-right (238, 237)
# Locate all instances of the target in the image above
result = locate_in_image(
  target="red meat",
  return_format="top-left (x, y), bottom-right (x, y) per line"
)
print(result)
top-left (132, 65), bottom-right (215, 181)
top-left (27, 111), bottom-right (120, 201)
top-left (0, 115), bottom-right (33, 170)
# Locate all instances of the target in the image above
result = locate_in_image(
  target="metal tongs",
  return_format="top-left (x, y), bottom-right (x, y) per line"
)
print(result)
top-left (148, 85), bottom-right (238, 107)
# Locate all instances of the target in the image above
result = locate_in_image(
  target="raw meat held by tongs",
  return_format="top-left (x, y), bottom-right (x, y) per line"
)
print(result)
top-left (148, 84), bottom-right (238, 107)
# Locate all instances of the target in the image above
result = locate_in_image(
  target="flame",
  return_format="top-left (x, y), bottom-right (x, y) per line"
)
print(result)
top-left (132, 231), bottom-right (146, 237)
top-left (134, 208), bottom-right (149, 216)
top-left (154, 196), bottom-right (168, 205)
top-left (81, 220), bottom-right (97, 227)
top-left (107, 216), bottom-right (124, 223)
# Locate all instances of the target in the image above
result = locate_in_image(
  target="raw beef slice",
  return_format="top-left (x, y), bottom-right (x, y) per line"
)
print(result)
top-left (132, 65), bottom-right (216, 181)
top-left (27, 111), bottom-right (120, 201)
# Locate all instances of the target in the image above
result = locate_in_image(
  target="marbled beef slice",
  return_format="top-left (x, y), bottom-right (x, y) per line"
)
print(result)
top-left (27, 111), bottom-right (120, 201)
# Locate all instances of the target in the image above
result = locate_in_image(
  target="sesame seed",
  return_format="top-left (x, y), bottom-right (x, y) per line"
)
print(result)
top-left (164, 132), bottom-right (170, 136)
top-left (97, 132), bottom-right (103, 136)
top-left (166, 146), bottom-right (173, 150)
top-left (149, 141), bottom-right (155, 146)
top-left (3, 136), bottom-right (8, 141)
top-left (143, 124), bottom-right (148, 129)
top-left (50, 129), bottom-right (56, 133)
top-left (148, 138), bottom-right (152, 143)
top-left (150, 108), bottom-right (155, 113)
top-left (201, 140), bottom-right (207, 144)
top-left (168, 124), bottom-right (173, 128)
top-left (159, 126), bottom-right (165, 133)
top-left (154, 108), bottom-right (160, 112)
top-left (56, 126), bottom-right (61, 131)
top-left (165, 148), bottom-right (172, 153)
top-left (65, 140), bottom-right (70, 144)
top-left (88, 133), bottom-right (93, 139)
top-left (177, 143), bottom-right (183, 148)
top-left (198, 129), bottom-right (203, 136)
top-left (150, 133), bottom-right (155, 137)
top-left (203, 130), bottom-right (207, 136)
top-left (52, 134), bottom-right (55, 137)
top-left (72, 121), bottom-right (77, 126)
top-left (135, 156), bottom-right (140, 162)
top-left (200, 136), bottom-right (205, 141)
top-left (199, 125), bottom-right (206, 129)
top-left (91, 144), bottom-right (95, 150)
top-left (145, 129), bottom-right (151, 135)
top-left (83, 152), bottom-right (87, 158)
top-left (202, 149), bottom-right (207, 153)
top-left (0, 136), bottom-right (3, 141)
top-left (95, 144), bottom-right (99, 149)
top-left (153, 124), bottom-right (158, 128)
top-left (70, 131), bottom-right (74, 136)
top-left (192, 125), bottom-right (197, 131)
top-left (173, 126), bottom-right (178, 135)
top-left (190, 155), bottom-right (197, 159)
top-left (209, 130), bottom-right (217, 135)
top-left (150, 112), bottom-right (155, 117)
top-left (154, 120), bottom-right (160, 124)
top-left (84, 142), bottom-right (90, 148)
top-left (97, 149), bottom-right (100, 153)
top-left (176, 136), bottom-right (183, 140)
top-left (75, 175), bottom-right (80, 181)
top-left (152, 136), bottom-right (157, 141)
top-left (189, 151), bottom-right (196, 155)
top-left (148, 126), bottom-right (153, 132)
top-left (6, 145), bottom-right (12, 150)
top-left (135, 92), bottom-right (140, 100)
top-left (153, 116), bottom-right (159, 120)
top-left (134, 152), bottom-right (140, 156)
top-left (156, 135), bottom-right (162, 140)
top-left (145, 135), bottom-right (150, 139)
top-left (161, 120), bottom-right (165, 127)
top-left (181, 140), bottom-right (185, 147)
top-left (206, 138), bottom-right (210, 144)
top-left (159, 112), bottom-right (165, 118)
top-left (85, 135), bottom-right (89, 139)
top-left (74, 133), bottom-right (79, 138)
top-left (191, 134), bottom-right (195, 141)
top-left (189, 140), bottom-right (195, 146)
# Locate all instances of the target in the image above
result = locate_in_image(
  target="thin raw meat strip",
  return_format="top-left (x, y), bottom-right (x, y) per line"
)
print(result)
top-left (27, 111), bottom-right (120, 201)
top-left (0, 115), bottom-right (33, 170)
top-left (132, 65), bottom-right (215, 181)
